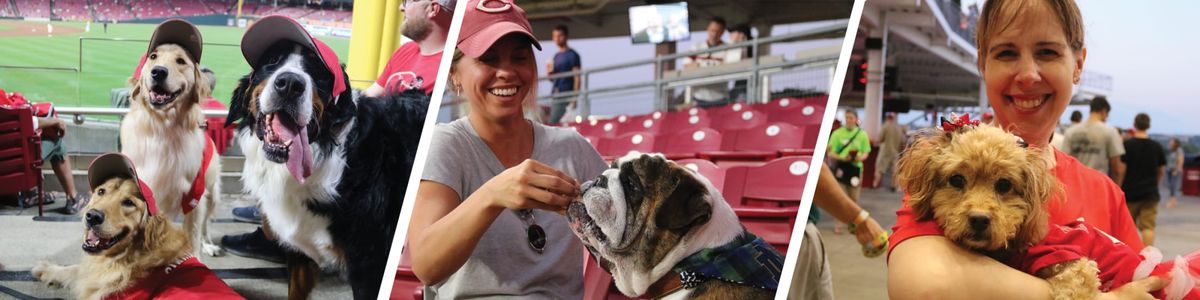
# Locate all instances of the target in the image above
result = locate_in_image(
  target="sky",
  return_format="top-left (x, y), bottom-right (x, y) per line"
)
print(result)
top-left (963, 0), bottom-right (1200, 135)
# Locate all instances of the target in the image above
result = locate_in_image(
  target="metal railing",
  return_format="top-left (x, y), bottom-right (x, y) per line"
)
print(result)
top-left (529, 22), bottom-right (846, 119)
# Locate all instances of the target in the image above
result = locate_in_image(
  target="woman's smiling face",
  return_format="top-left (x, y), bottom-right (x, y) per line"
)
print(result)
top-left (453, 34), bottom-right (536, 121)
top-left (981, 0), bottom-right (1085, 145)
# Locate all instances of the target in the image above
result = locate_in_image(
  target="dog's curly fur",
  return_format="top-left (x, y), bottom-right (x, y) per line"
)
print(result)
top-left (33, 177), bottom-right (191, 300)
top-left (895, 123), bottom-right (1101, 299)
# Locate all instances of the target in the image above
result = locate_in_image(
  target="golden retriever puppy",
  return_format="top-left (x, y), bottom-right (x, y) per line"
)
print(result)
top-left (120, 19), bottom-right (223, 257)
top-left (33, 154), bottom-right (240, 300)
top-left (894, 120), bottom-right (1103, 299)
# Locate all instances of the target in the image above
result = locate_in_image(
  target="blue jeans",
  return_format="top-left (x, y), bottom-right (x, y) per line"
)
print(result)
top-left (1166, 169), bottom-right (1182, 197)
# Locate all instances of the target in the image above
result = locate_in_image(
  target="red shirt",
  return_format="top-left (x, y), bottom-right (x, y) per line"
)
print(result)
top-left (104, 256), bottom-right (242, 300)
top-left (376, 42), bottom-right (442, 95)
top-left (888, 150), bottom-right (1144, 259)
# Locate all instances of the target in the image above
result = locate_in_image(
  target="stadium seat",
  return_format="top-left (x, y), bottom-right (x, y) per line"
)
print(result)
top-left (393, 249), bottom-right (423, 300)
top-left (657, 128), bottom-right (722, 160)
top-left (583, 251), bottom-right (614, 300)
top-left (736, 206), bottom-right (798, 253)
top-left (711, 108), bottom-right (767, 132)
top-left (662, 109), bottom-right (711, 133)
top-left (599, 131), bottom-right (655, 161)
top-left (701, 123), bottom-right (811, 163)
top-left (764, 97), bottom-right (827, 127)
top-left (723, 156), bottom-right (814, 208)
top-left (615, 115), bottom-right (665, 135)
top-left (0, 104), bottom-right (45, 216)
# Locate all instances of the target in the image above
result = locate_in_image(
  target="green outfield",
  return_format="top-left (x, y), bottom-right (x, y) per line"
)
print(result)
top-left (0, 20), bottom-right (350, 107)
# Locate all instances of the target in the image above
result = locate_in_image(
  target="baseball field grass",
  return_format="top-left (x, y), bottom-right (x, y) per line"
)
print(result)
top-left (0, 20), bottom-right (350, 107)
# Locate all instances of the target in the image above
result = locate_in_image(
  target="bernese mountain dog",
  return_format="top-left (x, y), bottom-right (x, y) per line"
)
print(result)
top-left (224, 16), bottom-right (427, 299)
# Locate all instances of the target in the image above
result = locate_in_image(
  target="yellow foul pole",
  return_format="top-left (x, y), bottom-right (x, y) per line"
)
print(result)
top-left (347, 0), bottom-right (386, 89)
top-left (377, 0), bottom-right (403, 70)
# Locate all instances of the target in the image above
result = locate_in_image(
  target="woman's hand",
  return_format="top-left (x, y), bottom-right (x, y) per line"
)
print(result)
top-left (478, 159), bottom-right (580, 212)
top-left (1096, 276), bottom-right (1168, 300)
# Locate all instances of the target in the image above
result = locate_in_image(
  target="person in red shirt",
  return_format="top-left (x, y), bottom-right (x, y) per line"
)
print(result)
top-left (363, 0), bottom-right (455, 96)
top-left (886, 0), bottom-right (1168, 298)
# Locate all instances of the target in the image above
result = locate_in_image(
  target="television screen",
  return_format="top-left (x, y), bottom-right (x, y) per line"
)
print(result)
top-left (628, 2), bottom-right (690, 44)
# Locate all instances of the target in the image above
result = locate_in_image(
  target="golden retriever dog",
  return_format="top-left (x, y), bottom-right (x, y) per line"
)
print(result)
top-left (33, 177), bottom-right (191, 299)
top-left (894, 120), bottom-right (1109, 299)
top-left (120, 20), bottom-right (222, 257)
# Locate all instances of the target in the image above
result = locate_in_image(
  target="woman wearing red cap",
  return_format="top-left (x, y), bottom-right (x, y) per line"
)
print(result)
top-left (407, 0), bottom-right (606, 298)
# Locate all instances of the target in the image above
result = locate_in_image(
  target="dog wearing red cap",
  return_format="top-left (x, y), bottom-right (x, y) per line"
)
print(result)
top-left (120, 19), bottom-right (224, 257)
top-left (225, 15), bottom-right (428, 299)
top-left (32, 153), bottom-right (242, 300)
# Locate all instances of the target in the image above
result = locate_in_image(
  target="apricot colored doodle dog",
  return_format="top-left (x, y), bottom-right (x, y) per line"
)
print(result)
top-left (896, 116), bottom-right (1200, 300)
top-left (33, 153), bottom-right (240, 300)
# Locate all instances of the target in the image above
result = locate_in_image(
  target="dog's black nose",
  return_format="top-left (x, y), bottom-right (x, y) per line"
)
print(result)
top-left (274, 72), bottom-right (305, 99)
top-left (150, 66), bottom-right (168, 82)
top-left (85, 209), bottom-right (105, 227)
top-left (968, 213), bottom-right (991, 232)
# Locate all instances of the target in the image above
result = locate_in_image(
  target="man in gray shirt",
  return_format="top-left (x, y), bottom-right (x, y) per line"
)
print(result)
top-left (1064, 96), bottom-right (1126, 184)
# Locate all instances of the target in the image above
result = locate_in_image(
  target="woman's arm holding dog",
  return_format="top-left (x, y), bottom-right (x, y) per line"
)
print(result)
top-left (407, 160), bottom-right (580, 285)
top-left (888, 236), bottom-right (1167, 300)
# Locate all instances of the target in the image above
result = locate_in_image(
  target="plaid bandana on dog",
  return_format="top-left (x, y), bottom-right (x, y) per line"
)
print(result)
top-left (672, 231), bottom-right (784, 291)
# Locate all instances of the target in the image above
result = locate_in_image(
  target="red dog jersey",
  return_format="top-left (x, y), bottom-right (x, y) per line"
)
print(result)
top-left (104, 256), bottom-right (242, 300)
top-left (1006, 220), bottom-right (1200, 299)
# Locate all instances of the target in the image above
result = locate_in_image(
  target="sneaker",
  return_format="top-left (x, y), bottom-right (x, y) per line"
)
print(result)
top-left (232, 206), bottom-right (263, 224)
top-left (222, 227), bottom-right (285, 263)
top-left (60, 193), bottom-right (90, 215)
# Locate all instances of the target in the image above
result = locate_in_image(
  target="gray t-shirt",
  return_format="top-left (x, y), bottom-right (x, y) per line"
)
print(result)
top-left (421, 118), bottom-right (608, 299)
top-left (1063, 121), bottom-right (1126, 174)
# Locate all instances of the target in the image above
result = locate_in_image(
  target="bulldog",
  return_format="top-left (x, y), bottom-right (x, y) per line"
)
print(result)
top-left (567, 154), bottom-right (784, 299)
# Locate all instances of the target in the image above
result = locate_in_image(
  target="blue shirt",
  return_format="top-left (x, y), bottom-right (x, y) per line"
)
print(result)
top-left (552, 49), bottom-right (581, 93)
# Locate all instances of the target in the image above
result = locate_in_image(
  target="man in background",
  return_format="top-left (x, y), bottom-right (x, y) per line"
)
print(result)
top-left (873, 113), bottom-right (904, 192)
top-left (1064, 96), bottom-right (1126, 184)
top-left (682, 17), bottom-right (739, 108)
top-left (364, 0), bottom-right (455, 96)
top-left (1121, 113), bottom-right (1165, 246)
top-left (546, 24), bottom-right (580, 124)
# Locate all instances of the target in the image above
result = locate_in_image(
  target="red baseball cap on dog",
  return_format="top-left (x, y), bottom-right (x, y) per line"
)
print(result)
top-left (240, 15), bottom-right (347, 100)
top-left (456, 0), bottom-right (541, 58)
top-left (133, 19), bottom-right (204, 79)
top-left (87, 153), bottom-right (158, 215)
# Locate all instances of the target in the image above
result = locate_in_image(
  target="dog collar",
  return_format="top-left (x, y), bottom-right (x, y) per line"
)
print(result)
top-left (671, 231), bottom-right (784, 291)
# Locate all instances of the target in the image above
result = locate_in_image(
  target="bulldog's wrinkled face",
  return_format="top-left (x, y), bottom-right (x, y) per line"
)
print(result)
top-left (136, 44), bottom-right (203, 110)
top-left (567, 154), bottom-right (714, 295)
top-left (81, 178), bottom-right (149, 256)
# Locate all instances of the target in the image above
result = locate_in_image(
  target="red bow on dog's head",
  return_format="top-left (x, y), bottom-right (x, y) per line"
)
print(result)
top-left (940, 114), bottom-right (980, 132)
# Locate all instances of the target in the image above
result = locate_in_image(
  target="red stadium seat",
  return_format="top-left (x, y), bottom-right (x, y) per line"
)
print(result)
top-left (736, 207), bottom-right (798, 253)
top-left (393, 249), bottom-right (423, 300)
top-left (662, 109), bottom-right (711, 133)
top-left (723, 156), bottom-right (814, 208)
top-left (701, 123), bottom-right (811, 163)
top-left (675, 158), bottom-right (726, 191)
top-left (0, 104), bottom-right (45, 216)
top-left (599, 132), bottom-right (656, 161)
top-left (764, 97), bottom-right (826, 127)
top-left (711, 108), bottom-right (767, 132)
top-left (616, 115), bottom-right (666, 135)
top-left (583, 251), bottom-right (614, 300)
top-left (657, 128), bottom-right (722, 160)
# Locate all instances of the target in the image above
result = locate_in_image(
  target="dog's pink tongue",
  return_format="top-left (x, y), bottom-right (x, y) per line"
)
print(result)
top-left (271, 116), bottom-right (313, 184)
top-left (85, 230), bottom-right (99, 243)
top-left (286, 127), bottom-right (313, 184)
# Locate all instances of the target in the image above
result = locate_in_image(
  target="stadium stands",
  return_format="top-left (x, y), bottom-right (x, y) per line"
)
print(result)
top-left (3, 0), bottom-right (348, 22)
top-left (14, 0), bottom-right (51, 19)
